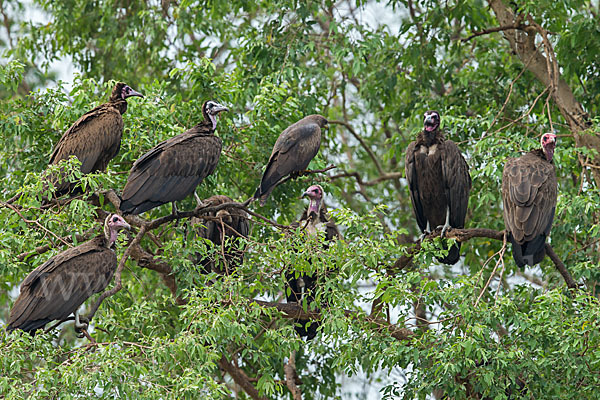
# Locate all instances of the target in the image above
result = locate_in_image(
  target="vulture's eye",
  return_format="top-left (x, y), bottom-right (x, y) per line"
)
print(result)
top-left (112, 216), bottom-right (119, 222)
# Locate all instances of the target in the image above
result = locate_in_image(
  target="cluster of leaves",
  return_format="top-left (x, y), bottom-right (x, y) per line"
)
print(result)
top-left (2, 0), bottom-right (600, 399)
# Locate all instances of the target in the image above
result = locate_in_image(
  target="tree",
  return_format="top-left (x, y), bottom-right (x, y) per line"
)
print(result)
top-left (1, 0), bottom-right (600, 398)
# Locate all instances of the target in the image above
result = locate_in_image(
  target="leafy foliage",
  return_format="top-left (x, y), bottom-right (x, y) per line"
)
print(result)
top-left (1, 0), bottom-right (600, 399)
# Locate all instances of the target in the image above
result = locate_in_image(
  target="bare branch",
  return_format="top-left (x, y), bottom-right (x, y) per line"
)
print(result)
top-left (461, 24), bottom-right (526, 42)
top-left (329, 120), bottom-right (385, 175)
top-left (392, 227), bottom-right (576, 290)
top-left (284, 350), bottom-right (302, 400)
top-left (85, 226), bottom-right (148, 321)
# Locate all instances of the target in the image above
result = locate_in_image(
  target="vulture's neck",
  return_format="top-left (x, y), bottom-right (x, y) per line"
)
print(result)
top-left (192, 120), bottom-right (215, 135)
top-left (308, 198), bottom-right (321, 216)
top-left (109, 98), bottom-right (128, 115)
top-left (418, 128), bottom-right (443, 146)
top-left (532, 148), bottom-right (553, 163)
top-left (103, 225), bottom-right (118, 249)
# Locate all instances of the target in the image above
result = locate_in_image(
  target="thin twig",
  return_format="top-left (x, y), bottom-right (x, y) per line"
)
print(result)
top-left (461, 24), bottom-right (526, 42)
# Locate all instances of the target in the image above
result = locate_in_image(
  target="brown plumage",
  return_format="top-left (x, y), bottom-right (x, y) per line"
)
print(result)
top-left (405, 110), bottom-right (471, 265)
top-left (502, 133), bottom-right (557, 267)
top-left (7, 214), bottom-right (130, 334)
top-left (192, 195), bottom-right (250, 275)
top-left (286, 185), bottom-right (340, 340)
top-left (119, 100), bottom-right (229, 215)
top-left (47, 82), bottom-right (143, 197)
top-left (254, 114), bottom-right (327, 206)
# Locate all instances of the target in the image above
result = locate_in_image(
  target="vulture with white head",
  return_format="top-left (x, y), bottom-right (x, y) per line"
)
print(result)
top-left (192, 195), bottom-right (250, 275)
top-left (502, 133), bottom-right (558, 267)
top-left (46, 82), bottom-right (143, 198)
top-left (120, 100), bottom-right (229, 215)
top-left (405, 110), bottom-right (471, 264)
top-left (7, 214), bottom-right (130, 334)
top-left (286, 184), bottom-right (340, 340)
top-left (254, 114), bottom-right (328, 206)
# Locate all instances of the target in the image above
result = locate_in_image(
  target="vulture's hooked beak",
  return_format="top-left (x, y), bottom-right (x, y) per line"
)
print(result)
top-left (213, 104), bottom-right (230, 114)
top-left (128, 89), bottom-right (144, 99)
top-left (300, 190), bottom-right (310, 199)
top-left (120, 220), bottom-right (132, 230)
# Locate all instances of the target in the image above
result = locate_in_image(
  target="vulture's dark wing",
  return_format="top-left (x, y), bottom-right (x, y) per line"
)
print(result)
top-left (502, 153), bottom-right (557, 244)
top-left (120, 133), bottom-right (222, 215)
top-left (440, 140), bottom-right (471, 228)
top-left (255, 122), bottom-right (322, 203)
top-left (7, 240), bottom-right (116, 333)
top-left (49, 105), bottom-right (123, 174)
top-left (405, 141), bottom-right (427, 232)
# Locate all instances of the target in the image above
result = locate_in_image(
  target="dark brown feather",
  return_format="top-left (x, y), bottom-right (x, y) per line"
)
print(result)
top-left (47, 83), bottom-right (136, 197)
top-left (192, 195), bottom-right (250, 274)
top-left (254, 115), bottom-right (327, 205)
top-left (502, 149), bottom-right (557, 267)
top-left (405, 127), bottom-right (471, 264)
top-left (7, 236), bottom-right (116, 333)
top-left (120, 120), bottom-right (222, 215)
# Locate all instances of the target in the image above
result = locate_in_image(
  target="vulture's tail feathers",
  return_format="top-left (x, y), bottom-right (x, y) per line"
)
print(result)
top-left (436, 242), bottom-right (461, 265)
top-left (294, 320), bottom-right (318, 341)
top-left (508, 232), bottom-right (547, 267)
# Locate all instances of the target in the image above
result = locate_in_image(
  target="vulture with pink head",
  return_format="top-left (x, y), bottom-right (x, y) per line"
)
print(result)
top-left (405, 110), bottom-right (471, 264)
top-left (7, 214), bottom-right (130, 334)
top-left (502, 133), bottom-right (558, 267)
top-left (286, 184), bottom-right (340, 340)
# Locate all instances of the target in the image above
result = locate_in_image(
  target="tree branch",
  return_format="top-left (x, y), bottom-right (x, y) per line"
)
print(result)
top-left (251, 300), bottom-right (415, 342)
top-left (392, 227), bottom-right (577, 290)
top-left (218, 355), bottom-right (267, 400)
top-left (460, 23), bottom-right (526, 42)
top-left (85, 226), bottom-right (147, 321)
top-left (284, 350), bottom-right (302, 400)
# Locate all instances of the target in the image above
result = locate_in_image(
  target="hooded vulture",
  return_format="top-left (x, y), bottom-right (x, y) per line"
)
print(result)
top-left (254, 114), bottom-right (328, 206)
top-left (119, 100), bottom-right (229, 215)
top-left (286, 184), bottom-right (340, 340)
top-left (7, 214), bottom-right (130, 334)
top-left (405, 110), bottom-right (471, 265)
top-left (192, 195), bottom-right (250, 275)
top-left (502, 133), bottom-right (557, 267)
top-left (47, 82), bottom-right (143, 198)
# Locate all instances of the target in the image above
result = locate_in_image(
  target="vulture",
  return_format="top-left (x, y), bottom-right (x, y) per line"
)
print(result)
top-left (46, 82), bottom-right (143, 198)
top-left (286, 184), bottom-right (340, 340)
top-left (119, 100), bottom-right (229, 215)
top-left (7, 214), bottom-right (130, 334)
top-left (502, 133), bottom-right (557, 267)
top-left (405, 110), bottom-right (471, 265)
top-left (254, 114), bottom-right (328, 206)
top-left (192, 195), bottom-right (250, 275)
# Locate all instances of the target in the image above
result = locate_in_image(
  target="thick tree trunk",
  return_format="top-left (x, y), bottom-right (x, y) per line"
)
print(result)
top-left (488, 0), bottom-right (600, 187)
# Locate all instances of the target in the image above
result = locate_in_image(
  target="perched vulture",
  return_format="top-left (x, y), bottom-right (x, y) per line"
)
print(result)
top-left (502, 133), bottom-right (557, 267)
top-left (286, 184), bottom-right (340, 340)
top-left (47, 82), bottom-right (143, 197)
top-left (119, 100), bottom-right (229, 215)
top-left (405, 110), bottom-right (471, 265)
top-left (254, 114), bottom-right (328, 206)
top-left (7, 214), bottom-right (130, 334)
top-left (192, 195), bottom-right (250, 275)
